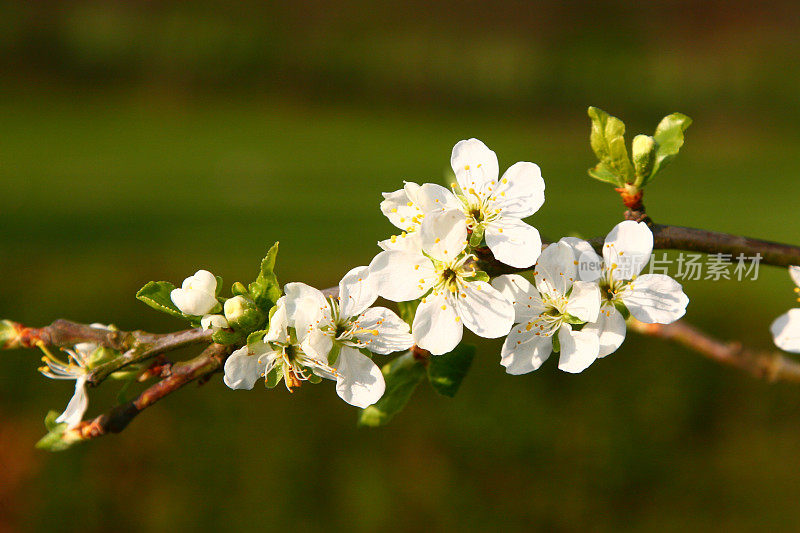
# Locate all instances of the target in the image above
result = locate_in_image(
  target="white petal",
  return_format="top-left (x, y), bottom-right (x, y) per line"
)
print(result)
top-left (560, 237), bottom-right (603, 282)
top-left (380, 182), bottom-right (423, 231)
top-left (284, 282), bottom-right (331, 341)
top-left (453, 281), bottom-right (514, 339)
top-left (55, 377), bottom-right (89, 429)
top-left (603, 221), bottom-right (653, 280)
top-left (485, 218), bottom-right (542, 268)
top-left (170, 287), bottom-right (217, 316)
top-left (420, 209), bottom-right (468, 262)
top-left (353, 307), bottom-right (413, 355)
top-left (265, 297), bottom-right (289, 344)
top-left (338, 266), bottom-right (378, 319)
top-left (451, 138), bottom-right (500, 195)
top-left (333, 346), bottom-right (386, 408)
top-left (301, 328), bottom-right (334, 361)
top-left (491, 161), bottom-right (545, 218)
top-left (201, 314), bottom-right (229, 331)
top-left (557, 325), bottom-right (600, 373)
top-left (790, 266), bottom-right (800, 288)
top-left (223, 346), bottom-right (268, 390)
top-left (771, 309), bottom-right (800, 353)
top-left (491, 274), bottom-right (547, 322)
top-left (184, 270), bottom-right (217, 293)
top-left (412, 183), bottom-right (461, 213)
top-left (500, 320), bottom-right (554, 374)
top-left (622, 274), bottom-right (689, 324)
top-left (378, 231), bottom-right (423, 253)
top-left (534, 241), bottom-right (576, 299)
top-left (369, 250), bottom-right (436, 302)
top-left (583, 305), bottom-right (627, 358)
top-left (565, 280), bottom-right (601, 323)
top-left (412, 291), bottom-right (463, 355)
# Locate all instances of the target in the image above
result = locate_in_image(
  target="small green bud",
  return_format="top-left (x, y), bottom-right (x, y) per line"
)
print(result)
top-left (231, 282), bottom-right (249, 297)
top-left (631, 134), bottom-right (657, 186)
top-left (224, 296), bottom-right (265, 331)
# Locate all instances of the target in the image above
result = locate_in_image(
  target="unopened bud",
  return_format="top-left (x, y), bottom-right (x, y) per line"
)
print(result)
top-left (632, 134), bottom-right (657, 184)
top-left (223, 296), bottom-right (264, 331)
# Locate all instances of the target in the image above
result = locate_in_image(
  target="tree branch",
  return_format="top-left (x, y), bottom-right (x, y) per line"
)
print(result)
top-left (628, 319), bottom-right (800, 383)
top-left (64, 343), bottom-right (232, 443)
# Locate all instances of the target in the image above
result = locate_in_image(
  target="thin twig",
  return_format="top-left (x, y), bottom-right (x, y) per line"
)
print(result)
top-left (628, 319), bottom-right (800, 383)
top-left (65, 343), bottom-right (231, 443)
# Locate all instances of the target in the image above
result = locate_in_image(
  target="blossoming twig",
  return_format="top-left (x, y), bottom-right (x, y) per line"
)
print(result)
top-left (628, 318), bottom-right (800, 383)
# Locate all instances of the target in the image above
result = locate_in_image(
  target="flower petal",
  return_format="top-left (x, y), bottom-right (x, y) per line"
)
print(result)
top-left (491, 274), bottom-right (547, 322)
top-left (413, 183), bottom-right (461, 213)
top-left (622, 274), bottom-right (689, 324)
top-left (485, 218), bottom-right (542, 268)
top-left (534, 241), bottom-right (576, 299)
top-left (170, 287), bottom-right (217, 316)
top-left (582, 305), bottom-right (627, 358)
top-left (451, 138), bottom-right (499, 195)
top-left (338, 265), bottom-right (378, 319)
top-left (369, 250), bottom-right (436, 302)
top-left (412, 291), bottom-right (463, 355)
top-left (500, 320), bottom-right (554, 374)
top-left (55, 377), bottom-right (89, 429)
top-left (491, 161), bottom-right (545, 218)
top-left (378, 231), bottom-right (423, 253)
top-left (561, 237), bottom-right (603, 282)
top-left (301, 328), bottom-right (334, 361)
top-left (790, 266), bottom-right (800, 289)
top-left (201, 314), bottom-right (229, 331)
top-left (771, 309), bottom-right (800, 353)
top-left (420, 209), bottom-right (468, 263)
top-left (603, 221), bottom-right (653, 280)
top-left (453, 281), bottom-right (514, 339)
top-left (380, 182), bottom-right (424, 231)
top-left (223, 347), bottom-right (265, 390)
top-left (557, 324), bottom-right (600, 373)
top-left (354, 307), bottom-right (413, 355)
top-left (565, 280), bottom-right (601, 323)
top-left (333, 346), bottom-right (386, 408)
top-left (284, 282), bottom-right (331, 341)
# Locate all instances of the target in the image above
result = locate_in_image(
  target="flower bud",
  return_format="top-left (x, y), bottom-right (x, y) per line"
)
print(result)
top-left (223, 296), bottom-right (264, 331)
top-left (201, 314), bottom-right (229, 332)
top-left (631, 134), bottom-right (657, 184)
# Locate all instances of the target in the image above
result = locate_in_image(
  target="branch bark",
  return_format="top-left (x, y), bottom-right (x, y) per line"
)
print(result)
top-left (65, 343), bottom-right (232, 442)
top-left (628, 319), bottom-right (800, 383)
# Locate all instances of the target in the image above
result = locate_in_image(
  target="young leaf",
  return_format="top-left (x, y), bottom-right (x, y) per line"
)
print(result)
top-left (136, 281), bottom-right (184, 319)
top-left (648, 112), bottom-right (692, 182)
top-left (249, 243), bottom-right (282, 312)
top-left (587, 106), bottom-right (634, 186)
top-left (427, 343), bottom-right (476, 397)
top-left (358, 352), bottom-right (426, 427)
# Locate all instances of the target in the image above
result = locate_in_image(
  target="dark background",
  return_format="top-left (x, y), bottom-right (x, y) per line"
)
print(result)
top-left (1, 2), bottom-right (800, 531)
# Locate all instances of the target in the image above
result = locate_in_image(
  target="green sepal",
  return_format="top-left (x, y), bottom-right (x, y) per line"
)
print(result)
top-left (648, 112), bottom-right (692, 183)
top-left (464, 271), bottom-right (490, 283)
top-left (328, 343), bottom-right (342, 366)
top-left (358, 351), bottom-right (426, 427)
top-left (247, 329), bottom-right (269, 347)
top-left (397, 300), bottom-right (420, 327)
top-left (265, 366), bottom-right (283, 388)
top-left (306, 372), bottom-right (322, 384)
top-left (613, 301), bottom-right (631, 320)
top-left (212, 329), bottom-right (246, 346)
top-left (587, 106), bottom-right (634, 186)
top-left (136, 281), bottom-right (184, 319)
top-left (86, 346), bottom-right (119, 368)
top-left (248, 242), bottom-right (282, 313)
top-left (232, 282), bottom-right (249, 297)
top-left (36, 411), bottom-right (76, 452)
top-left (552, 332), bottom-right (561, 353)
top-left (427, 343), bottom-right (475, 398)
top-left (215, 275), bottom-right (224, 297)
top-left (561, 314), bottom-right (586, 325)
top-left (469, 226), bottom-right (486, 248)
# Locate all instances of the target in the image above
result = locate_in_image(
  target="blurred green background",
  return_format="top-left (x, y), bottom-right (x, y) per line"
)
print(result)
top-left (1, 1), bottom-right (800, 531)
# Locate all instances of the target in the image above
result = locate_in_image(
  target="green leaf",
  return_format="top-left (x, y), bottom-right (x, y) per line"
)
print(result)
top-left (247, 329), bottom-right (269, 347)
top-left (358, 352), bottom-right (426, 427)
top-left (649, 112), bottom-right (692, 182)
top-left (397, 300), bottom-right (420, 327)
top-left (231, 281), bottom-right (249, 297)
top-left (136, 281), bottom-right (184, 318)
top-left (249, 243), bottom-right (282, 312)
top-left (212, 329), bottom-right (245, 345)
top-left (427, 343), bottom-right (475, 397)
top-left (587, 106), bottom-right (634, 186)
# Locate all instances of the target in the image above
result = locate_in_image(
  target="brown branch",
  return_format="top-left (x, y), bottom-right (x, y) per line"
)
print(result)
top-left (629, 319), bottom-right (800, 383)
top-left (65, 343), bottom-right (232, 443)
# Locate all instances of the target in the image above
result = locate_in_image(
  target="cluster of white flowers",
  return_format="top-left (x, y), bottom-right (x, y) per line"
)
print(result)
top-left (43, 138), bottom-right (696, 427)
top-left (771, 266), bottom-right (800, 353)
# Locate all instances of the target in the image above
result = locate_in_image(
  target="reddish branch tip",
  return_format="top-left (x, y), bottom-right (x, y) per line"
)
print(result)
top-left (615, 186), bottom-right (644, 211)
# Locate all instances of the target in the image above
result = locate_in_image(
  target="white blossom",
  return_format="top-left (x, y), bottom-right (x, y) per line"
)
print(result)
top-left (201, 314), bottom-right (229, 332)
top-left (378, 181), bottom-right (458, 252)
top-left (370, 211), bottom-right (514, 355)
top-left (170, 269), bottom-right (219, 316)
top-left (571, 221), bottom-right (689, 358)
top-left (493, 241), bottom-right (601, 374)
top-left (770, 266), bottom-right (800, 353)
top-left (416, 138), bottom-right (545, 268)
